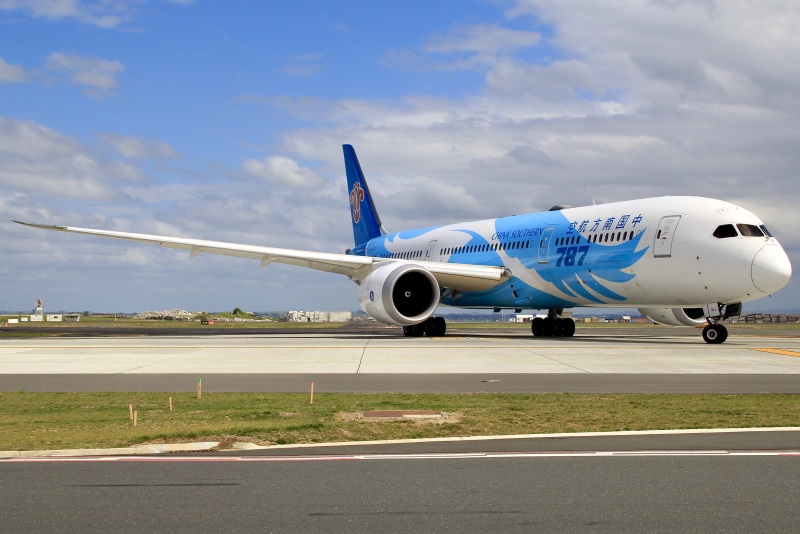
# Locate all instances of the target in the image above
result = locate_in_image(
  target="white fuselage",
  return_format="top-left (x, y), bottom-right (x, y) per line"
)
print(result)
top-left (359, 196), bottom-right (791, 310)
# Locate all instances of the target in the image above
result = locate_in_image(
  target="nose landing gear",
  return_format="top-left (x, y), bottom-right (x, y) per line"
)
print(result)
top-left (701, 302), bottom-right (739, 344)
top-left (702, 323), bottom-right (728, 344)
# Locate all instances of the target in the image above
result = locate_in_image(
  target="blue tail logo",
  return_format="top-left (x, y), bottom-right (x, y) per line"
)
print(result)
top-left (343, 144), bottom-right (384, 247)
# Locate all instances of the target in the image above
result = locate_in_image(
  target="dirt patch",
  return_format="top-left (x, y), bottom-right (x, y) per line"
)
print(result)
top-left (337, 411), bottom-right (461, 424)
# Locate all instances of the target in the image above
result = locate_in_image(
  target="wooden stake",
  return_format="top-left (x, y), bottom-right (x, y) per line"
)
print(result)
top-left (168, 396), bottom-right (173, 412)
top-left (133, 411), bottom-right (138, 427)
top-left (309, 382), bottom-right (315, 404)
top-left (129, 404), bottom-right (133, 421)
top-left (197, 378), bottom-right (202, 400)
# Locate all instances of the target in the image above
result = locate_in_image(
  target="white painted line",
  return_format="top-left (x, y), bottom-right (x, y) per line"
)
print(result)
top-left (5, 450), bottom-right (800, 463)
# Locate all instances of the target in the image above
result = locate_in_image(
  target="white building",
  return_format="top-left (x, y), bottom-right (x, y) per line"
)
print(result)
top-left (286, 311), bottom-right (352, 323)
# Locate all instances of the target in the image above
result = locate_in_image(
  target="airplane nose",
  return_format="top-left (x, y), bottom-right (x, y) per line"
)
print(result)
top-left (751, 244), bottom-right (792, 294)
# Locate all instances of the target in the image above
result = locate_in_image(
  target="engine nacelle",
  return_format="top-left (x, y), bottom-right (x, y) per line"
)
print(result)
top-left (358, 262), bottom-right (440, 326)
top-left (637, 307), bottom-right (707, 327)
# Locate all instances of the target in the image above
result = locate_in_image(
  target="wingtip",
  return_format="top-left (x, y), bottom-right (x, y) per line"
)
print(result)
top-left (11, 220), bottom-right (68, 231)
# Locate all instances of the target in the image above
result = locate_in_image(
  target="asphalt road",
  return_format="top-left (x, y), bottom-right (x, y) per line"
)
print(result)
top-left (4, 449), bottom-right (799, 533)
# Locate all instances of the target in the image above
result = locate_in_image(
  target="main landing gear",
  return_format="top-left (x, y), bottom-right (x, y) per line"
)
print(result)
top-left (531, 309), bottom-right (575, 338)
top-left (403, 316), bottom-right (446, 337)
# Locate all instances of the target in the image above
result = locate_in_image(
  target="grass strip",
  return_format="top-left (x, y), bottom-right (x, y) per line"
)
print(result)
top-left (1, 392), bottom-right (798, 451)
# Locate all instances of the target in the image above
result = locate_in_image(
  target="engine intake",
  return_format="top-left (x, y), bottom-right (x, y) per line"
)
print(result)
top-left (359, 263), bottom-right (440, 325)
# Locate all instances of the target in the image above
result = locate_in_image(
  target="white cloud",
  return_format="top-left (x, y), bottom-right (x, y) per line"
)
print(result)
top-left (0, 0), bottom-right (195, 29)
top-left (46, 52), bottom-right (124, 98)
top-left (0, 118), bottom-right (147, 201)
top-left (101, 134), bottom-right (183, 161)
top-left (0, 56), bottom-right (30, 83)
top-left (283, 53), bottom-right (324, 77)
top-left (386, 24), bottom-right (541, 71)
top-left (242, 155), bottom-right (325, 189)
top-left (0, 0), bottom-right (123, 28)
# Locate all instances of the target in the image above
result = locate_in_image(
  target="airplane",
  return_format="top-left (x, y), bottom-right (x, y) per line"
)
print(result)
top-left (14, 144), bottom-right (792, 344)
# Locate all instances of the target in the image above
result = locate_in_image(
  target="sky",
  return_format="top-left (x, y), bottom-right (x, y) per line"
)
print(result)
top-left (1, 0), bottom-right (799, 315)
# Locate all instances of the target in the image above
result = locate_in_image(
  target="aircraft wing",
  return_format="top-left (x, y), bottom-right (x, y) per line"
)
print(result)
top-left (12, 221), bottom-right (510, 292)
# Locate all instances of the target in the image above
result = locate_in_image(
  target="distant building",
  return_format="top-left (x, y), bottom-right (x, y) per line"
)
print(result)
top-left (285, 311), bottom-right (352, 323)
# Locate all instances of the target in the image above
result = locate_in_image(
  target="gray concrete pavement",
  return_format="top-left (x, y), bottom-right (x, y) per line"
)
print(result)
top-left (1, 328), bottom-right (799, 375)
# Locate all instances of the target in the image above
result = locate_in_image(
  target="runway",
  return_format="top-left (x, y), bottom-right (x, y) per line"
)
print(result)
top-left (1, 325), bottom-right (799, 392)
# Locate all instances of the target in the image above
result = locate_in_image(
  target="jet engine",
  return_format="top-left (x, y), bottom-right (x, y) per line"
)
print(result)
top-left (358, 262), bottom-right (440, 325)
top-left (637, 307), bottom-right (706, 327)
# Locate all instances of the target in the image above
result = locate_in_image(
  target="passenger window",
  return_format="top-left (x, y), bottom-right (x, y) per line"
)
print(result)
top-left (737, 224), bottom-right (764, 237)
top-left (713, 224), bottom-right (738, 239)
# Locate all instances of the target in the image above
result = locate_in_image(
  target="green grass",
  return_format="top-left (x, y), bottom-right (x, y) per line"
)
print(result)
top-left (1, 392), bottom-right (798, 451)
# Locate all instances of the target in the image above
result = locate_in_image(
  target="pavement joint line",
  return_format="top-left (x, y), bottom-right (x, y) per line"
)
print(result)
top-left (356, 339), bottom-right (369, 373)
top-left (2, 427), bottom-right (799, 459)
top-left (118, 348), bottom-right (206, 373)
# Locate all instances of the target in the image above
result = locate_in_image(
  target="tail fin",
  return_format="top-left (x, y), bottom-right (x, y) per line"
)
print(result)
top-left (343, 144), bottom-right (384, 247)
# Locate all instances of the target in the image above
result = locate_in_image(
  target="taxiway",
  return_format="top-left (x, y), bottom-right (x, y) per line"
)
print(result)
top-left (0, 325), bottom-right (798, 392)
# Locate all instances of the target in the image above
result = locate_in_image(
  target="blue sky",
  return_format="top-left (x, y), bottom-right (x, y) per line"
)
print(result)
top-left (2, 0), bottom-right (799, 314)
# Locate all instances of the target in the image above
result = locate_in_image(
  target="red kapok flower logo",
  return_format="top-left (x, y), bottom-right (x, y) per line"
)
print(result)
top-left (350, 182), bottom-right (365, 223)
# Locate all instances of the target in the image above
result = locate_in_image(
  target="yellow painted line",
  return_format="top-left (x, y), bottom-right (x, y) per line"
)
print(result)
top-left (752, 348), bottom-right (800, 357)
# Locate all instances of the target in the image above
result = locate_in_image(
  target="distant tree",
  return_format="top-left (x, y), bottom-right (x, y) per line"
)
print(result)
top-left (82, 311), bottom-right (90, 317)
top-left (232, 307), bottom-right (243, 315)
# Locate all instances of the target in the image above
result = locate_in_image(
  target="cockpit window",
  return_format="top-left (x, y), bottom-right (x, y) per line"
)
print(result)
top-left (759, 224), bottom-right (773, 238)
top-left (737, 224), bottom-right (764, 237)
top-left (713, 224), bottom-right (738, 239)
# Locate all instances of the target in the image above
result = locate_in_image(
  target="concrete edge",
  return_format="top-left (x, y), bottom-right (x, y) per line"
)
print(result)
top-left (2, 427), bottom-right (799, 458)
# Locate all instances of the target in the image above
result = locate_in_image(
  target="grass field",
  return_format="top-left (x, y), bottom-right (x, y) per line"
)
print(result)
top-left (1, 392), bottom-right (798, 451)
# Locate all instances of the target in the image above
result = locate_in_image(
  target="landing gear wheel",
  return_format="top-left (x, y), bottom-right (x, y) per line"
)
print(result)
top-left (541, 317), bottom-right (556, 337)
top-left (433, 317), bottom-right (447, 337)
top-left (403, 324), bottom-right (425, 337)
top-left (406, 317), bottom-right (446, 337)
top-left (702, 324), bottom-right (728, 344)
top-left (562, 318), bottom-right (576, 337)
top-left (532, 317), bottom-right (544, 337)
top-left (424, 318), bottom-right (436, 337)
top-left (553, 318), bottom-right (564, 337)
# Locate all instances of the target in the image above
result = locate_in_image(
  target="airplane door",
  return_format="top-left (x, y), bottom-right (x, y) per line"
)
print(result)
top-left (654, 215), bottom-right (680, 258)
top-left (538, 227), bottom-right (555, 263)
top-left (426, 239), bottom-right (439, 261)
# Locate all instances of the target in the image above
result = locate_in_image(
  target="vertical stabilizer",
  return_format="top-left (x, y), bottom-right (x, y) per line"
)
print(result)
top-left (343, 144), bottom-right (384, 247)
